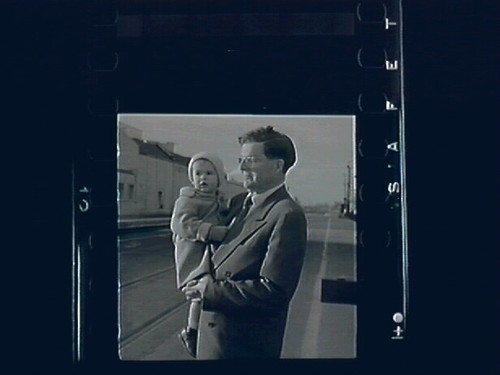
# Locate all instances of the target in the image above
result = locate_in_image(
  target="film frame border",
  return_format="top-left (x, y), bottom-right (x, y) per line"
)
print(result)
top-left (73, 0), bottom-right (409, 369)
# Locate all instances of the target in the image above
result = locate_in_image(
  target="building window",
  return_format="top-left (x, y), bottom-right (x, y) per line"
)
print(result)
top-left (158, 191), bottom-right (164, 209)
top-left (128, 184), bottom-right (135, 200)
top-left (118, 183), bottom-right (124, 200)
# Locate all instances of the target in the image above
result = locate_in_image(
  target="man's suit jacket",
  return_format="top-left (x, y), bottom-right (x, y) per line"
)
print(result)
top-left (197, 186), bottom-right (308, 359)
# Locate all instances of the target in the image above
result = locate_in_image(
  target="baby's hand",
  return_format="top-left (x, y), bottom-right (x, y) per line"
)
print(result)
top-left (210, 226), bottom-right (229, 242)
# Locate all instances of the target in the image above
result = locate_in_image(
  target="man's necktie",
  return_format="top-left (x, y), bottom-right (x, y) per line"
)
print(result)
top-left (214, 196), bottom-right (253, 247)
top-left (232, 196), bottom-right (253, 228)
top-left (222, 197), bottom-right (253, 244)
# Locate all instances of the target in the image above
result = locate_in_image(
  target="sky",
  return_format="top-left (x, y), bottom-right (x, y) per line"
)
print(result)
top-left (118, 114), bottom-right (355, 206)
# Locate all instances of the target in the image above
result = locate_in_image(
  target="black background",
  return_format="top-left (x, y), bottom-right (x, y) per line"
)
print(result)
top-left (3, 0), bottom-right (498, 374)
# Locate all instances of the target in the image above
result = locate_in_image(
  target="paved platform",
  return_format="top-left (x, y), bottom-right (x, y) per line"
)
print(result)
top-left (118, 216), bottom-right (170, 230)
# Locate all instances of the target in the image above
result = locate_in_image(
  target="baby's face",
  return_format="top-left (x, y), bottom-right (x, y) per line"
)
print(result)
top-left (192, 159), bottom-right (218, 194)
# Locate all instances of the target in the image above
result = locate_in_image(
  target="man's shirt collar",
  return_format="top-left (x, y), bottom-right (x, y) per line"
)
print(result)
top-left (247, 183), bottom-right (285, 209)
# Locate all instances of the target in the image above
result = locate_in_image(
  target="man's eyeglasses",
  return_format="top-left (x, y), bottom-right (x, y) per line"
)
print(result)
top-left (237, 156), bottom-right (268, 165)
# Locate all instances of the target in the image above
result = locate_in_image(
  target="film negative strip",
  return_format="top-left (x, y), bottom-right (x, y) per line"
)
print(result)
top-left (74, 0), bottom-right (409, 368)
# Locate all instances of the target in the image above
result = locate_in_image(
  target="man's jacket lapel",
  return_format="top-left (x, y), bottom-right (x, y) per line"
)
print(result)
top-left (211, 186), bottom-right (288, 270)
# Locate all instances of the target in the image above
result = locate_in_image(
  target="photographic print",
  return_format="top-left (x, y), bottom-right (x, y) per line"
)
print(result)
top-left (117, 114), bottom-right (357, 360)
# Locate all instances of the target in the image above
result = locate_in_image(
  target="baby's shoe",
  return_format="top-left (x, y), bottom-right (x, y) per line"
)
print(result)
top-left (178, 327), bottom-right (197, 358)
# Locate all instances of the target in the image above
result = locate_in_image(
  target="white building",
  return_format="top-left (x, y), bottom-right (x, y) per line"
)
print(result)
top-left (118, 126), bottom-right (245, 218)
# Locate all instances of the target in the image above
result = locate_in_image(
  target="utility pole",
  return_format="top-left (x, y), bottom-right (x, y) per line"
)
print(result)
top-left (346, 164), bottom-right (351, 215)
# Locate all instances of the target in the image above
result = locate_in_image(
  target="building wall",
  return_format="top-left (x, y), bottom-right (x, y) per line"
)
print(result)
top-left (118, 129), bottom-right (249, 217)
top-left (118, 129), bottom-right (141, 216)
top-left (118, 128), bottom-right (246, 218)
top-left (170, 162), bottom-right (191, 208)
top-left (138, 154), bottom-right (191, 216)
top-left (118, 129), bottom-right (190, 217)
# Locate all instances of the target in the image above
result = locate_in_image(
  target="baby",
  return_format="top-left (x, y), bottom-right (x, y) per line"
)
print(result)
top-left (170, 152), bottom-right (229, 358)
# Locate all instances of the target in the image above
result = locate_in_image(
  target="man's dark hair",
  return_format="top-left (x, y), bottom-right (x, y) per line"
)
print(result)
top-left (238, 126), bottom-right (297, 173)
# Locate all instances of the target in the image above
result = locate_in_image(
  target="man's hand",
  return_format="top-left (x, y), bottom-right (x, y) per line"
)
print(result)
top-left (181, 275), bottom-right (211, 301)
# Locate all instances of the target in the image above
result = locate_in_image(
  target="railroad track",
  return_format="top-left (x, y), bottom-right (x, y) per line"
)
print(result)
top-left (119, 298), bottom-right (187, 350)
top-left (119, 227), bottom-right (186, 350)
top-left (119, 265), bottom-right (176, 289)
top-left (119, 264), bottom-right (187, 349)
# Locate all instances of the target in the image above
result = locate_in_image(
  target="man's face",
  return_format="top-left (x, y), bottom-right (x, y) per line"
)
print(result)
top-left (239, 142), bottom-right (283, 194)
top-left (192, 159), bottom-right (218, 194)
